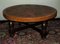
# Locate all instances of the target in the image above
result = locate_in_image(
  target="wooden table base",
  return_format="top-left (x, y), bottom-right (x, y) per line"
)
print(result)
top-left (3, 5), bottom-right (57, 39)
top-left (8, 21), bottom-right (48, 39)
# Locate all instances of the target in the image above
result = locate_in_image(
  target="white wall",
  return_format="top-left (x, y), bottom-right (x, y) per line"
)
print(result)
top-left (0, 0), bottom-right (59, 20)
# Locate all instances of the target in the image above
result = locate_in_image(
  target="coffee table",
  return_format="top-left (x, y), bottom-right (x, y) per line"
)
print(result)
top-left (3, 4), bottom-right (57, 39)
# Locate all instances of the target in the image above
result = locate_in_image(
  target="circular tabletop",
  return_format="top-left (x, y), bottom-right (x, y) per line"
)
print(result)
top-left (3, 4), bottom-right (57, 22)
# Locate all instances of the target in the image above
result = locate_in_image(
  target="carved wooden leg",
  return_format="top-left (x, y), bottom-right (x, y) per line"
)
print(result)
top-left (22, 22), bottom-right (48, 39)
top-left (8, 21), bottom-right (15, 37)
top-left (40, 21), bottom-right (49, 39)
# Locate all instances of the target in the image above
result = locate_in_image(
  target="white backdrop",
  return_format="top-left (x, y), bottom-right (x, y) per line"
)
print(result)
top-left (0, 0), bottom-right (59, 20)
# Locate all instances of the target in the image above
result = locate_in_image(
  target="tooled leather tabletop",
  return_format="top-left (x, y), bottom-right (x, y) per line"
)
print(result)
top-left (3, 4), bottom-right (57, 22)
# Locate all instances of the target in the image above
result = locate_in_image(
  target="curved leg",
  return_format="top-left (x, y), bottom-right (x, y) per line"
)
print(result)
top-left (40, 21), bottom-right (49, 39)
top-left (22, 22), bottom-right (49, 39)
top-left (8, 21), bottom-right (15, 37)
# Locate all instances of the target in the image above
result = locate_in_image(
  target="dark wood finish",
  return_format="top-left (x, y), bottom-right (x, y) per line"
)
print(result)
top-left (3, 4), bottom-right (57, 22)
top-left (8, 22), bottom-right (15, 37)
top-left (3, 4), bottom-right (57, 39)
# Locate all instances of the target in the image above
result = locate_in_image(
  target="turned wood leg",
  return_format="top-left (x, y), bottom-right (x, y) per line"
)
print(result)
top-left (40, 21), bottom-right (49, 39)
top-left (8, 21), bottom-right (15, 37)
top-left (22, 22), bottom-right (48, 39)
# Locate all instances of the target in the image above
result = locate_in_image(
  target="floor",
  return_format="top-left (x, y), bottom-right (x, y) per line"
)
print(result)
top-left (0, 19), bottom-right (60, 44)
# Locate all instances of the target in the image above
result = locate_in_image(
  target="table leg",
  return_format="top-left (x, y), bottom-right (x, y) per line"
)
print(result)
top-left (8, 21), bottom-right (15, 37)
top-left (40, 21), bottom-right (49, 39)
top-left (19, 22), bottom-right (49, 39)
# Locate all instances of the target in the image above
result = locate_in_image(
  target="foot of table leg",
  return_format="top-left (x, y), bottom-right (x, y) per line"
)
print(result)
top-left (40, 30), bottom-right (49, 39)
top-left (8, 21), bottom-right (15, 37)
top-left (23, 22), bottom-right (49, 39)
top-left (40, 21), bottom-right (49, 39)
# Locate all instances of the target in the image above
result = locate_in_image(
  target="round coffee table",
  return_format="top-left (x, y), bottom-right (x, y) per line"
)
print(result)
top-left (3, 4), bottom-right (57, 39)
